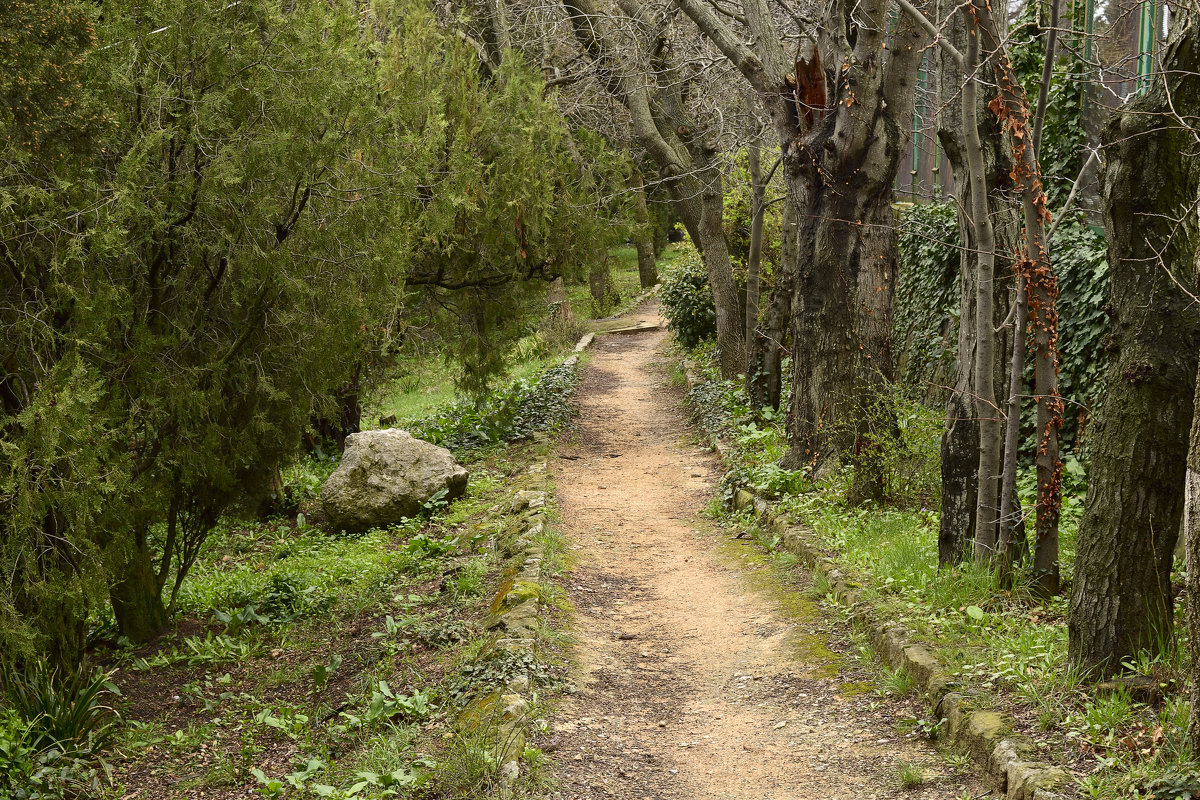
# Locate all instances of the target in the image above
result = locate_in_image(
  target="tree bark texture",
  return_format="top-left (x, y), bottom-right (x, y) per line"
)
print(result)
top-left (109, 532), bottom-right (169, 644)
top-left (1186, 358), bottom-right (1200, 752)
top-left (969, 0), bottom-right (1066, 593)
top-left (561, 0), bottom-right (743, 378)
top-left (932, 0), bottom-right (1020, 565)
top-left (629, 166), bottom-right (659, 288)
top-left (1068, 18), bottom-right (1200, 676)
top-left (778, 9), bottom-right (928, 485)
top-left (590, 256), bottom-right (613, 309)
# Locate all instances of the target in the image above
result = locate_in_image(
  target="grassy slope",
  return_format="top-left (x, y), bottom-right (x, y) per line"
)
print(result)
top-left (103, 439), bottom-right (568, 800)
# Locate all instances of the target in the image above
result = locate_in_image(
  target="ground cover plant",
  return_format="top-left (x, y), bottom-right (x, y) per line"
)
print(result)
top-left (89, 365), bottom-right (579, 799)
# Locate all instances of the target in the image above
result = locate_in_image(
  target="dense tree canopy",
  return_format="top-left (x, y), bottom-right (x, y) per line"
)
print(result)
top-left (1, 0), bottom-right (630, 665)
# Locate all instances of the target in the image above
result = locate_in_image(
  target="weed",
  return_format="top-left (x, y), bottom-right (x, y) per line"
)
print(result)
top-left (944, 751), bottom-right (971, 772)
top-left (433, 728), bottom-right (502, 799)
top-left (896, 760), bottom-right (925, 789)
top-left (880, 667), bottom-right (915, 698)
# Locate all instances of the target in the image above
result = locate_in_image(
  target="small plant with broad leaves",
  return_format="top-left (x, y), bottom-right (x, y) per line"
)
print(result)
top-left (1142, 772), bottom-right (1200, 800)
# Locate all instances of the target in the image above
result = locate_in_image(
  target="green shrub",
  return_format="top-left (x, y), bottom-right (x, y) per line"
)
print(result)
top-left (660, 246), bottom-right (717, 349)
top-left (408, 361), bottom-right (579, 453)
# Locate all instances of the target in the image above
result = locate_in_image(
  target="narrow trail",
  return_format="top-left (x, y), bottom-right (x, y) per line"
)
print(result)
top-left (546, 301), bottom-right (982, 800)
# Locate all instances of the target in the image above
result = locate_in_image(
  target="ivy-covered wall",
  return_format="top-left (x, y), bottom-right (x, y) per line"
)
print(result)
top-left (892, 202), bottom-right (1110, 453)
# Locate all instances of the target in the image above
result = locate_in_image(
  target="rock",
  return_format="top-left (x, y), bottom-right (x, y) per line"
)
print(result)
top-left (320, 429), bottom-right (468, 533)
top-left (379, 413), bottom-right (397, 427)
top-left (510, 490), bottom-right (546, 513)
top-left (1095, 674), bottom-right (1167, 703)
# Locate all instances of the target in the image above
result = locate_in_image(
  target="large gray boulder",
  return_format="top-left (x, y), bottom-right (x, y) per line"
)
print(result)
top-left (320, 429), bottom-right (468, 533)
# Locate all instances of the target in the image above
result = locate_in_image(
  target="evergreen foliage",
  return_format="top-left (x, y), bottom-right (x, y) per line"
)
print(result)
top-left (660, 245), bottom-right (718, 349)
top-left (0, 0), bottom-right (628, 666)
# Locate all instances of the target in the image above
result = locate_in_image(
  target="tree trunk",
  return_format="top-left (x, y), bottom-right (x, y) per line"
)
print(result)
top-left (745, 137), bottom-right (765, 355)
top-left (781, 157), bottom-right (899, 502)
top-left (630, 167), bottom-right (659, 288)
top-left (110, 534), bottom-right (168, 643)
top-left (590, 256), bottom-right (613, 312)
top-left (666, 0), bottom-right (926, 455)
top-left (961, 18), bottom-right (1001, 561)
top-left (547, 276), bottom-right (577, 333)
top-left (751, 4), bottom-right (926, 497)
top-left (310, 365), bottom-right (362, 453)
top-left (747, 201), bottom-right (795, 410)
top-left (1186, 359), bottom-right (1200, 752)
top-left (997, 278), bottom-right (1028, 572)
top-left (933, 0), bottom-right (1020, 565)
top-left (1068, 20), bottom-right (1200, 676)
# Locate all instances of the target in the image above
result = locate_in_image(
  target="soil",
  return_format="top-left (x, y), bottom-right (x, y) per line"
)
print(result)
top-left (544, 301), bottom-right (985, 800)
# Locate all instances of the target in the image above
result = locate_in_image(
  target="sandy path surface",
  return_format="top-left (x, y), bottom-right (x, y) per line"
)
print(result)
top-left (545, 302), bottom-right (982, 800)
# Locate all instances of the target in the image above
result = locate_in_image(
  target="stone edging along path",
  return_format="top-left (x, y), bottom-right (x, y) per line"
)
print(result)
top-left (681, 361), bottom-right (1069, 800)
top-left (457, 331), bottom-right (596, 795)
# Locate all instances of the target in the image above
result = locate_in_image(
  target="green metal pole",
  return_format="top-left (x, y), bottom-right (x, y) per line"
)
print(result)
top-left (1137, 0), bottom-right (1159, 94)
top-left (1081, 0), bottom-right (1095, 118)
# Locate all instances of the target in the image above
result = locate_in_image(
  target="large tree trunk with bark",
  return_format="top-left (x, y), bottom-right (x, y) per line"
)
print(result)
top-left (667, 0), bottom-right (926, 470)
top-left (780, 150), bottom-right (899, 492)
top-left (773, 15), bottom-right (928, 501)
top-left (1068, 19), bottom-right (1200, 676)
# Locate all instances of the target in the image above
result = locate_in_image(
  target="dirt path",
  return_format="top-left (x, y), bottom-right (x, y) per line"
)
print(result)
top-left (545, 302), bottom-right (982, 800)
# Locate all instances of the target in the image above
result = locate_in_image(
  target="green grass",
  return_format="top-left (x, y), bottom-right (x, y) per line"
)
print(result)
top-left (105, 366), bottom-right (573, 799)
top-left (369, 352), bottom-right (559, 428)
top-left (896, 760), bottom-right (925, 789)
top-left (563, 243), bottom-right (676, 321)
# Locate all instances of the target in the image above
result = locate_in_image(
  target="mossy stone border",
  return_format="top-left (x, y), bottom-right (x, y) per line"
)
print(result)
top-left (456, 333), bottom-right (595, 795)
